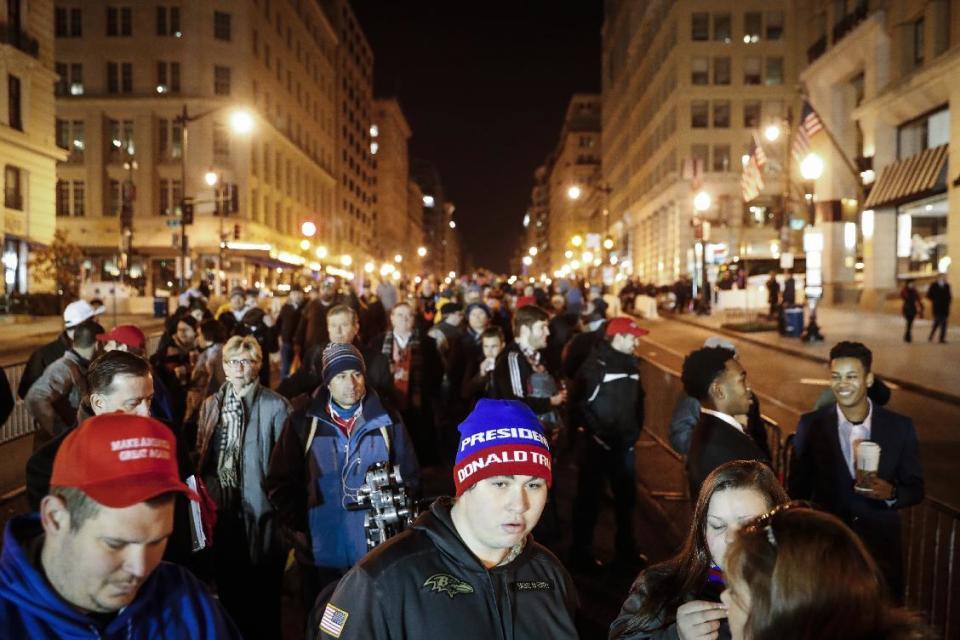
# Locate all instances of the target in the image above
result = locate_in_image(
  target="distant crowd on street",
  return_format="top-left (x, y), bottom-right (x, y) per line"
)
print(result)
top-left (0, 268), bottom-right (939, 639)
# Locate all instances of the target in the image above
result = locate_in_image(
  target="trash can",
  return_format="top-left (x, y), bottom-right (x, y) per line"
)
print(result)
top-left (782, 306), bottom-right (804, 337)
top-left (153, 296), bottom-right (169, 318)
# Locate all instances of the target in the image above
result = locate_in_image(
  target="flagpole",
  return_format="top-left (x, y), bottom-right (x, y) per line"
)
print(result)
top-left (800, 94), bottom-right (865, 203)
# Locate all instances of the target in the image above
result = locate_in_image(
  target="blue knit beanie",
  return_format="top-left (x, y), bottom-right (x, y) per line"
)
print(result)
top-left (321, 343), bottom-right (365, 386)
top-left (453, 399), bottom-right (552, 496)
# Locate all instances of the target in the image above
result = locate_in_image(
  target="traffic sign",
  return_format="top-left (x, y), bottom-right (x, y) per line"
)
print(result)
top-left (166, 219), bottom-right (181, 228)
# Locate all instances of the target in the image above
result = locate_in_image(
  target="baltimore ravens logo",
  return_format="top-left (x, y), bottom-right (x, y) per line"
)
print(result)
top-left (423, 573), bottom-right (475, 598)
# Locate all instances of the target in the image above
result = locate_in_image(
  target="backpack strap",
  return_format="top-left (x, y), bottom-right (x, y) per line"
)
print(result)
top-left (304, 417), bottom-right (319, 458)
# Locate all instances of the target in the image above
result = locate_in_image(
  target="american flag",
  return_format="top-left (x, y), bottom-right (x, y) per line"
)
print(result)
top-left (741, 133), bottom-right (766, 202)
top-left (319, 604), bottom-right (349, 637)
top-left (791, 100), bottom-right (824, 164)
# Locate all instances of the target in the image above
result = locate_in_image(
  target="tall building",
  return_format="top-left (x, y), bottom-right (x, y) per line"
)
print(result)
top-left (546, 95), bottom-right (602, 276)
top-left (321, 0), bottom-right (375, 266)
top-left (1, 1), bottom-right (61, 297)
top-left (372, 98), bottom-right (414, 262)
top-left (799, 0), bottom-right (960, 317)
top-left (412, 159), bottom-right (459, 276)
top-left (603, 1), bottom-right (799, 286)
top-left (521, 163), bottom-right (551, 277)
top-left (53, 0), bottom-right (339, 294)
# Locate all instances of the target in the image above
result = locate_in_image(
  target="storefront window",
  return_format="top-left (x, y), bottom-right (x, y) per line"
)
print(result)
top-left (897, 194), bottom-right (948, 275)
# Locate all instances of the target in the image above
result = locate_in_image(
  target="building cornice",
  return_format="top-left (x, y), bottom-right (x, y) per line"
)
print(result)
top-left (853, 46), bottom-right (960, 124)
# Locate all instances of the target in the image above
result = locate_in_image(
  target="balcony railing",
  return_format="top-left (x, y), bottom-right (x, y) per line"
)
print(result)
top-left (831, 2), bottom-right (870, 46)
top-left (0, 23), bottom-right (39, 58)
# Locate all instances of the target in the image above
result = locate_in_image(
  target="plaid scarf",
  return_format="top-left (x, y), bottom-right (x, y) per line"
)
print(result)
top-left (216, 384), bottom-right (247, 507)
top-left (382, 331), bottom-right (422, 409)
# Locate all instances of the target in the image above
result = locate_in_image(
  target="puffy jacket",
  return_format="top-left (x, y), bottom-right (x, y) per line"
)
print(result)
top-left (266, 388), bottom-right (419, 570)
top-left (314, 498), bottom-right (579, 640)
top-left (575, 340), bottom-right (645, 449)
top-left (196, 382), bottom-right (292, 563)
top-left (0, 515), bottom-right (241, 639)
top-left (24, 349), bottom-right (90, 437)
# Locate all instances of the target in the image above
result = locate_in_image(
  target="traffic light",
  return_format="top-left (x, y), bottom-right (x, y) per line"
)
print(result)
top-left (181, 199), bottom-right (194, 225)
top-left (233, 224), bottom-right (241, 240)
top-left (229, 184), bottom-right (239, 214)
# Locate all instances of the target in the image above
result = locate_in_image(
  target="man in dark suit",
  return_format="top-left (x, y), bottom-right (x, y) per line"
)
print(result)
top-left (682, 346), bottom-right (769, 497)
top-left (789, 341), bottom-right (924, 601)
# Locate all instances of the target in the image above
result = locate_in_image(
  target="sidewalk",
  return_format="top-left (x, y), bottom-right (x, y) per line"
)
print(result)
top-left (0, 313), bottom-right (167, 365)
top-left (670, 305), bottom-right (960, 404)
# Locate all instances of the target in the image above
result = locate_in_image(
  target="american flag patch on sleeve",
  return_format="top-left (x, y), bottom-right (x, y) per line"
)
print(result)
top-left (319, 603), bottom-right (349, 638)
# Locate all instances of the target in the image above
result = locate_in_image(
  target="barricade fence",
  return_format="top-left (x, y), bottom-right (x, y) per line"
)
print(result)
top-left (0, 334), bottom-right (162, 445)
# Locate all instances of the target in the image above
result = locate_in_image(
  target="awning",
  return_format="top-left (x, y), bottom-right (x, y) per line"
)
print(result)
top-left (863, 144), bottom-right (948, 209)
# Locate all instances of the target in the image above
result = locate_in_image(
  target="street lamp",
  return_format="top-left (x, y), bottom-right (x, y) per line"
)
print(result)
top-left (693, 190), bottom-right (712, 313)
top-left (394, 254), bottom-right (403, 264)
top-left (301, 221), bottom-right (317, 237)
top-left (315, 245), bottom-right (328, 260)
top-left (800, 152), bottom-right (825, 342)
top-left (417, 246), bottom-right (427, 257)
top-left (204, 170), bottom-right (218, 187)
top-left (571, 234), bottom-right (583, 248)
top-left (764, 124), bottom-right (782, 142)
top-left (341, 255), bottom-right (353, 267)
top-left (528, 246), bottom-right (538, 256)
top-left (567, 185), bottom-right (582, 200)
top-left (299, 239), bottom-right (311, 251)
top-left (175, 104), bottom-right (255, 290)
top-left (693, 190), bottom-right (712, 213)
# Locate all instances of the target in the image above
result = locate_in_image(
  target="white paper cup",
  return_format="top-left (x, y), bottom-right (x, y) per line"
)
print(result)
top-left (855, 441), bottom-right (881, 491)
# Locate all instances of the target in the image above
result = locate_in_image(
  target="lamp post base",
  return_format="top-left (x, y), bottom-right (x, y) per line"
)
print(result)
top-left (802, 299), bottom-right (824, 342)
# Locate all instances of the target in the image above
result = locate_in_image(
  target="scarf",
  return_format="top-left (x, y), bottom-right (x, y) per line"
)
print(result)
top-left (216, 384), bottom-right (248, 507)
top-left (382, 330), bottom-right (422, 409)
top-left (328, 399), bottom-right (363, 436)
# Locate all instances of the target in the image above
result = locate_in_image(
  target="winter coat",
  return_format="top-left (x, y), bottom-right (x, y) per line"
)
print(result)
top-left (927, 281), bottom-right (952, 316)
top-left (265, 388), bottom-right (420, 570)
top-left (24, 350), bottom-right (90, 437)
top-left (314, 498), bottom-right (579, 640)
top-left (196, 382), bottom-right (292, 563)
top-left (575, 340), bottom-right (645, 449)
top-left (0, 515), bottom-right (241, 639)
top-left (17, 333), bottom-right (70, 399)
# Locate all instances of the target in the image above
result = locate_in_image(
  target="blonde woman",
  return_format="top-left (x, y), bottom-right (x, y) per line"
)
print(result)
top-left (196, 335), bottom-right (291, 640)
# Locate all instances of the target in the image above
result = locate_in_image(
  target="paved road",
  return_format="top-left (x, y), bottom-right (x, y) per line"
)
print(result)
top-left (635, 316), bottom-right (960, 510)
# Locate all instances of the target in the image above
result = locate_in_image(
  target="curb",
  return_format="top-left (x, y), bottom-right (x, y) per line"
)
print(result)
top-left (664, 313), bottom-right (960, 408)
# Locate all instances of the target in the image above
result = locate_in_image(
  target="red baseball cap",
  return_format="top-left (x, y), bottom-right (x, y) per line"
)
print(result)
top-left (50, 414), bottom-right (199, 508)
top-left (605, 316), bottom-right (651, 338)
top-left (97, 325), bottom-right (146, 350)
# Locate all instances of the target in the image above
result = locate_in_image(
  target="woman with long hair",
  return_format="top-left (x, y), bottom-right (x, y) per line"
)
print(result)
top-left (610, 460), bottom-right (788, 640)
top-left (721, 505), bottom-right (932, 640)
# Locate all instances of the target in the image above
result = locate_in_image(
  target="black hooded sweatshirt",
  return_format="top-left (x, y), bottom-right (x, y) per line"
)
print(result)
top-left (313, 497), bottom-right (579, 640)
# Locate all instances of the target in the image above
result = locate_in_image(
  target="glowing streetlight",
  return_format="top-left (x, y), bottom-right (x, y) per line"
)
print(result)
top-left (417, 246), bottom-right (427, 257)
top-left (693, 191), bottom-right (712, 212)
top-left (228, 109), bottom-right (255, 135)
top-left (603, 237), bottom-right (614, 250)
top-left (522, 256), bottom-right (533, 266)
top-left (315, 246), bottom-right (328, 259)
top-left (204, 171), bottom-right (218, 187)
top-left (301, 221), bottom-right (317, 237)
top-left (564, 250), bottom-right (574, 259)
top-left (567, 185), bottom-right (582, 200)
top-left (582, 251), bottom-right (594, 263)
top-left (449, 220), bottom-right (456, 229)
top-left (528, 246), bottom-right (538, 256)
top-left (763, 124), bottom-right (781, 142)
top-left (364, 261), bottom-right (375, 273)
top-left (571, 234), bottom-right (583, 247)
top-left (800, 152), bottom-right (825, 181)
top-left (299, 239), bottom-right (311, 251)
top-left (394, 254), bottom-right (403, 263)
top-left (340, 255), bottom-right (353, 267)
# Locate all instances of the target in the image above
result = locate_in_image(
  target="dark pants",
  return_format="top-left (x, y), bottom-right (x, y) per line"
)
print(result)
top-left (903, 314), bottom-right (916, 342)
top-left (212, 511), bottom-right (285, 640)
top-left (280, 342), bottom-right (296, 379)
top-left (571, 437), bottom-right (637, 558)
top-left (930, 314), bottom-right (948, 342)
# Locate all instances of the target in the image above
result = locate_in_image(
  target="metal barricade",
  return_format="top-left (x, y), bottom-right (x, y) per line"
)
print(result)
top-left (0, 333), bottom-right (163, 445)
top-left (903, 497), bottom-right (960, 638)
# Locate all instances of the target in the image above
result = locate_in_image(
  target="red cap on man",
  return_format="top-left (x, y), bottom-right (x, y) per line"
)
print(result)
top-left (96, 324), bottom-right (147, 351)
top-left (605, 316), bottom-right (650, 338)
top-left (50, 414), bottom-right (198, 508)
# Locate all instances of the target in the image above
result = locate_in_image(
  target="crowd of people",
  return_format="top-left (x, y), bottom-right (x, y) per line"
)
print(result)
top-left (0, 272), bottom-right (935, 639)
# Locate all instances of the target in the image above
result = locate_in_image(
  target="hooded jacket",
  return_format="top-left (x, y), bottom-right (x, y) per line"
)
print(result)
top-left (575, 340), bottom-right (645, 449)
top-left (314, 498), bottom-right (579, 640)
top-left (0, 515), bottom-right (240, 639)
top-left (24, 349), bottom-right (90, 437)
top-left (266, 388), bottom-right (419, 570)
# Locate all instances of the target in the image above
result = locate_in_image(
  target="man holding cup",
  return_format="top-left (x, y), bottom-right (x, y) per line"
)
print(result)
top-left (788, 341), bottom-right (924, 601)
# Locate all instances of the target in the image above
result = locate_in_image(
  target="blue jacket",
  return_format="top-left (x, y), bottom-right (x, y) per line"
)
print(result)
top-left (266, 388), bottom-right (420, 570)
top-left (0, 514), bottom-right (240, 639)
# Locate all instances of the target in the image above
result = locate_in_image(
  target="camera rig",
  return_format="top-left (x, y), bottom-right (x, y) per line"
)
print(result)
top-left (348, 461), bottom-right (418, 550)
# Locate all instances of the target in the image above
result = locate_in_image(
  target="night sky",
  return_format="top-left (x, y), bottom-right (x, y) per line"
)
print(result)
top-left (352, 1), bottom-right (604, 273)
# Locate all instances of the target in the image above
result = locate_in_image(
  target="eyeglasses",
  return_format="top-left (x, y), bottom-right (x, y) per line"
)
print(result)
top-left (741, 500), bottom-right (811, 548)
top-left (225, 358), bottom-right (258, 369)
